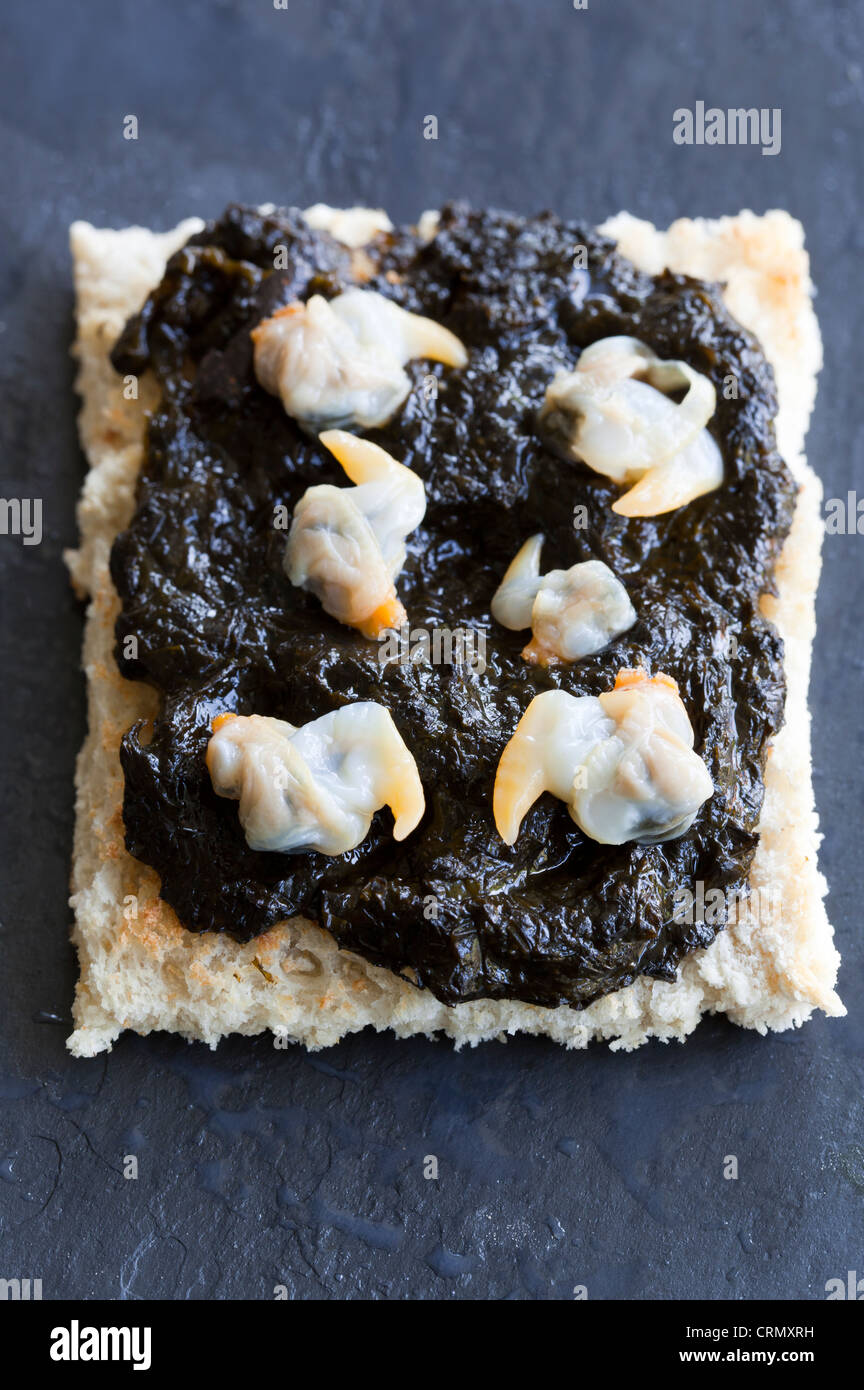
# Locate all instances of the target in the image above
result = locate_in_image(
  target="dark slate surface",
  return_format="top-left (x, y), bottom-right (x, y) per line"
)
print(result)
top-left (0, 0), bottom-right (861, 1301)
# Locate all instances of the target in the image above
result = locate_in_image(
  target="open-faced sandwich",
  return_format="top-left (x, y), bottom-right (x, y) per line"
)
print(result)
top-left (65, 201), bottom-right (842, 1055)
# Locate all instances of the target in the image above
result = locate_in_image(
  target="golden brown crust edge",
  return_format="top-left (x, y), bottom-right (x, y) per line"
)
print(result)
top-left (64, 209), bottom-right (843, 1057)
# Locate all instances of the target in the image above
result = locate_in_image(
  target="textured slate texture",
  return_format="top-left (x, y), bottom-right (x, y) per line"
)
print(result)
top-left (0, 0), bottom-right (861, 1300)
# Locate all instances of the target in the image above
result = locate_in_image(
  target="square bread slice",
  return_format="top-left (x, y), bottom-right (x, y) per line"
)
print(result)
top-left (65, 207), bottom-right (843, 1057)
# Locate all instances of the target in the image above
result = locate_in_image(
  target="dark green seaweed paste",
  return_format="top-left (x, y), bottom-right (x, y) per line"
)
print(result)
top-left (109, 202), bottom-right (795, 1010)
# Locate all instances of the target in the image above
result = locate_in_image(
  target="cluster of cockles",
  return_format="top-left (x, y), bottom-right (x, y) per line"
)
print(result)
top-left (207, 242), bottom-right (723, 861)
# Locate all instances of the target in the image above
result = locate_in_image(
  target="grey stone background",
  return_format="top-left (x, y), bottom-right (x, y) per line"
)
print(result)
top-left (0, 0), bottom-right (861, 1300)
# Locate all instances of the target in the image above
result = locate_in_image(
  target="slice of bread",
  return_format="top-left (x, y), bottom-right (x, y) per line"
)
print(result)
top-left (65, 208), bottom-right (843, 1057)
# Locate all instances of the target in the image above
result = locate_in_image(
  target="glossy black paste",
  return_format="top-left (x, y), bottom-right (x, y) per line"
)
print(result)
top-left (109, 202), bottom-right (795, 1009)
